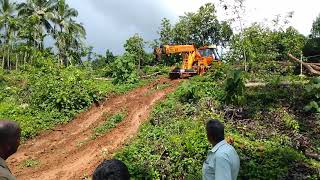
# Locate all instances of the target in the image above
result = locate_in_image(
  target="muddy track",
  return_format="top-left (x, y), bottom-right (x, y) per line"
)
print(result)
top-left (7, 78), bottom-right (181, 180)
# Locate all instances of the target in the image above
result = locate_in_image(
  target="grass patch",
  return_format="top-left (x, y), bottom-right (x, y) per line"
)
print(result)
top-left (91, 112), bottom-right (126, 139)
top-left (19, 159), bottom-right (40, 168)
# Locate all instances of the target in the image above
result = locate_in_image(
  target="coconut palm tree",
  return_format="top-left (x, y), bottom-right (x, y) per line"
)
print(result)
top-left (55, 20), bottom-right (86, 65)
top-left (0, 0), bottom-right (17, 69)
top-left (0, 0), bottom-right (16, 43)
top-left (65, 21), bottom-right (86, 65)
top-left (18, 0), bottom-right (56, 49)
top-left (53, 0), bottom-right (85, 65)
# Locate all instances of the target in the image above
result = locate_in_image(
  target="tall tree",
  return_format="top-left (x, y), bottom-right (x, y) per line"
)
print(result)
top-left (162, 3), bottom-right (232, 47)
top-left (303, 14), bottom-right (320, 61)
top-left (172, 14), bottom-right (192, 45)
top-left (0, 0), bottom-right (16, 44)
top-left (65, 21), bottom-right (86, 64)
top-left (0, 0), bottom-right (17, 69)
top-left (124, 34), bottom-right (146, 72)
top-left (158, 18), bottom-right (172, 45)
top-left (52, 0), bottom-right (85, 65)
top-left (18, 0), bottom-right (56, 49)
top-left (189, 3), bottom-right (221, 46)
top-left (311, 14), bottom-right (320, 38)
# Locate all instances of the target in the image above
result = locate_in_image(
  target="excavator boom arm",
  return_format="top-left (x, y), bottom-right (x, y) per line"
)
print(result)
top-left (162, 45), bottom-right (196, 54)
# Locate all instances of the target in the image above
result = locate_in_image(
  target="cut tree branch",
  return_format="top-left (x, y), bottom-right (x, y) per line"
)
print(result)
top-left (288, 53), bottom-right (320, 76)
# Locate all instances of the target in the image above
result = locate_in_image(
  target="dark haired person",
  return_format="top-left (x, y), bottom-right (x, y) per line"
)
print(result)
top-left (0, 120), bottom-right (21, 180)
top-left (93, 159), bottom-right (130, 180)
top-left (203, 119), bottom-right (240, 180)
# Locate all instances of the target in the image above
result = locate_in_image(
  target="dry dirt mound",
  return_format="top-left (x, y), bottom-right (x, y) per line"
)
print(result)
top-left (8, 77), bottom-right (181, 180)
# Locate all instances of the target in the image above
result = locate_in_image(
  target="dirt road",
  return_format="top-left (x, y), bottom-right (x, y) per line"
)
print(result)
top-left (7, 78), bottom-right (181, 180)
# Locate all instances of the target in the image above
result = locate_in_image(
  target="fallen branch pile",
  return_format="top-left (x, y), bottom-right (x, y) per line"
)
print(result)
top-left (288, 53), bottom-right (320, 75)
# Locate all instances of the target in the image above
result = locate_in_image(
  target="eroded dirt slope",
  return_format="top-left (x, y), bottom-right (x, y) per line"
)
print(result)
top-left (8, 77), bottom-right (181, 180)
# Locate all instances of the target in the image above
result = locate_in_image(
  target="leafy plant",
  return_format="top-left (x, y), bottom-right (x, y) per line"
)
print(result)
top-left (223, 70), bottom-right (245, 106)
top-left (124, 34), bottom-right (147, 71)
top-left (305, 77), bottom-right (320, 113)
top-left (111, 53), bottom-right (138, 84)
top-left (175, 82), bottom-right (201, 104)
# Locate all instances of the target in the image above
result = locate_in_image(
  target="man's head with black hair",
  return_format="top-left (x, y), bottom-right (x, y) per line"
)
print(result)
top-left (206, 119), bottom-right (225, 145)
top-left (93, 159), bottom-right (130, 180)
top-left (0, 120), bottom-right (21, 160)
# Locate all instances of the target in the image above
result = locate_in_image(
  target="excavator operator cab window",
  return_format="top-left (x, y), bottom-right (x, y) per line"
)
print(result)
top-left (199, 49), bottom-right (214, 57)
top-left (199, 48), bottom-right (221, 60)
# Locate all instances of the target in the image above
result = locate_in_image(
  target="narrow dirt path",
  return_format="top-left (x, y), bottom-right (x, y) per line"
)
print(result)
top-left (7, 77), bottom-right (181, 180)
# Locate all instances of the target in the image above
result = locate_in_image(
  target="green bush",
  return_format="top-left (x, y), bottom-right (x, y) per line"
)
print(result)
top-left (112, 53), bottom-right (139, 84)
top-left (305, 77), bottom-right (320, 113)
top-left (175, 82), bottom-right (201, 104)
top-left (27, 66), bottom-right (100, 117)
top-left (116, 89), bottom-right (314, 179)
top-left (223, 70), bottom-right (246, 106)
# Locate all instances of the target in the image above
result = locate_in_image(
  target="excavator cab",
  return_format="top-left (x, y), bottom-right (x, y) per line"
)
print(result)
top-left (198, 45), bottom-right (220, 60)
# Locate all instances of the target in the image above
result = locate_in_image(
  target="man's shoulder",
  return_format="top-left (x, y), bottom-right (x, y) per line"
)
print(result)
top-left (215, 143), bottom-right (238, 157)
top-left (0, 167), bottom-right (15, 180)
top-left (0, 176), bottom-right (10, 180)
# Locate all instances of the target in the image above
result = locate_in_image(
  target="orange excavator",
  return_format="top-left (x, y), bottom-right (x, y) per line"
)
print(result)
top-left (155, 44), bottom-right (221, 78)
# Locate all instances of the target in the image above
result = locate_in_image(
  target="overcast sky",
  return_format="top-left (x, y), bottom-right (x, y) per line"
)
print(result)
top-left (66, 0), bottom-right (320, 55)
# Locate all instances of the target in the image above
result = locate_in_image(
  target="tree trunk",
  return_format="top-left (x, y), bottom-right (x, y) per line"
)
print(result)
top-left (7, 47), bottom-right (10, 70)
top-left (1, 48), bottom-right (4, 69)
top-left (16, 53), bottom-right (18, 71)
top-left (310, 64), bottom-right (320, 71)
top-left (139, 58), bottom-right (141, 72)
top-left (23, 51), bottom-right (27, 69)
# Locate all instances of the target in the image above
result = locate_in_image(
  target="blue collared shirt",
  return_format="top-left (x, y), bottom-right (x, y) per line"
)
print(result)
top-left (202, 140), bottom-right (240, 180)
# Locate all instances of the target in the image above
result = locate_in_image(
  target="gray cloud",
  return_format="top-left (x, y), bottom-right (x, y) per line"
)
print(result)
top-left (67, 0), bottom-right (175, 55)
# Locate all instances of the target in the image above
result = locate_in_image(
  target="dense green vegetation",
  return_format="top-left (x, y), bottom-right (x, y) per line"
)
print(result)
top-left (0, 61), bottom-right (149, 139)
top-left (116, 65), bottom-right (320, 179)
top-left (0, 0), bottom-right (162, 139)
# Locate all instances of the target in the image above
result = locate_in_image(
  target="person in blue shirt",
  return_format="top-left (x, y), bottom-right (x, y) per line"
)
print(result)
top-left (203, 119), bottom-right (240, 180)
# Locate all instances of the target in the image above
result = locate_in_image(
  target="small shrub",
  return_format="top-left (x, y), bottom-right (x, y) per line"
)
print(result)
top-left (27, 66), bottom-right (100, 117)
top-left (111, 53), bottom-right (139, 84)
top-left (305, 77), bottom-right (320, 113)
top-left (175, 82), bottom-right (201, 104)
top-left (223, 70), bottom-right (246, 106)
top-left (282, 111), bottom-right (300, 131)
top-left (20, 159), bottom-right (40, 168)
